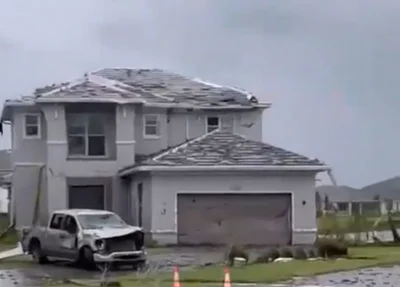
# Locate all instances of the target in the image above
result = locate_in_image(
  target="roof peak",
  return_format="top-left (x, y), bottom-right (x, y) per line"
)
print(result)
top-left (4, 68), bottom-right (270, 112)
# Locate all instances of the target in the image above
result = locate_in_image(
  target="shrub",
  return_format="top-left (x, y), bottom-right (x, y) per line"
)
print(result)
top-left (255, 248), bottom-right (280, 263)
top-left (307, 249), bottom-right (316, 258)
top-left (144, 237), bottom-right (158, 248)
top-left (254, 252), bottom-right (270, 263)
top-left (227, 245), bottom-right (249, 266)
top-left (279, 247), bottom-right (293, 258)
top-left (315, 238), bottom-right (348, 258)
top-left (293, 247), bottom-right (308, 259)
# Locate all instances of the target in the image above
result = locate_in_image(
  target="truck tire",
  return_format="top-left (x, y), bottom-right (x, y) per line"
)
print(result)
top-left (79, 246), bottom-right (95, 270)
top-left (29, 239), bottom-right (49, 264)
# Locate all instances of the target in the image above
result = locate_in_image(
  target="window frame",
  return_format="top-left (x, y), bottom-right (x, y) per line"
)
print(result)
top-left (23, 113), bottom-right (41, 139)
top-left (205, 116), bottom-right (220, 133)
top-left (49, 213), bottom-right (65, 230)
top-left (143, 114), bottom-right (160, 139)
top-left (66, 114), bottom-right (107, 158)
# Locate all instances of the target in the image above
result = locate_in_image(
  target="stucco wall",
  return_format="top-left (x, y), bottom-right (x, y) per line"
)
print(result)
top-left (129, 173), bottom-right (152, 231)
top-left (148, 171), bottom-right (318, 245)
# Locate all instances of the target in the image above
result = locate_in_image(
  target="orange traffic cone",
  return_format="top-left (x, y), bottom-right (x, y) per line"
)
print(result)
top-left (223, 267), bottom-right (232, 287)
top-left (172, 266), bottom-right (180, 287)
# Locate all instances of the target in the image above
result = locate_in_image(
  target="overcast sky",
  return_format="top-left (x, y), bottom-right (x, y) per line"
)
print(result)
top-left (0, 0), bottom-right (398, 188)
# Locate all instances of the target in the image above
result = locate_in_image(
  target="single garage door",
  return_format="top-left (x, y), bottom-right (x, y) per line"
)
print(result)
top-left (177, 193), bottom-right (291, 245)
top-left (68, 185), bottom-right (105, 210)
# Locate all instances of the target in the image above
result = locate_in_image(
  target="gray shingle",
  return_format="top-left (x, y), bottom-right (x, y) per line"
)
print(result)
top-left (137, 130), bottom-right (324, 167)
top-left (28, 68), bottom-right (260, 108)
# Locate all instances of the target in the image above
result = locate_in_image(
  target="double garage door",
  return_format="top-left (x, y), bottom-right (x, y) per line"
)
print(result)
top-left (177, 193), bottom-right (292, 245)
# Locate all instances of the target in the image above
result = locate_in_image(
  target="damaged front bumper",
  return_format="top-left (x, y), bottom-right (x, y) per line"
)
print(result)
top-left (93, 250), bottom-right (147, 263)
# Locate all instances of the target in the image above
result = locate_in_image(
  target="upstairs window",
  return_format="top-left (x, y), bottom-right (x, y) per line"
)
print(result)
top-left (206, 116), bottom-right (220, 133)
top-left (67, 114), bottom-right (106, 157)
top-left (23, 114), bottom-right (41, 139)
top-left (143, 114), bottom-right (160, 138)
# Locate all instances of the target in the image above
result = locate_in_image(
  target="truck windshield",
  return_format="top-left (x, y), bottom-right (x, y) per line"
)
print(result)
top-left (77, 213), bottom-right (128, 229)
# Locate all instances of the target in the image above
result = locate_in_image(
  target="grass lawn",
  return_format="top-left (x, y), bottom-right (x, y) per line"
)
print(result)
top-left (317, 214), bottom-right (400, 234)
top-left (45, 246), bottom-right (400, 287)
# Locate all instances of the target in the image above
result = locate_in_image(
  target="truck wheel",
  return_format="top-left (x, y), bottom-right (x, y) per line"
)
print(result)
top-left (79, 246), bottom-right (95, 270)
top-left (30, 240), bottom-right (48, 264)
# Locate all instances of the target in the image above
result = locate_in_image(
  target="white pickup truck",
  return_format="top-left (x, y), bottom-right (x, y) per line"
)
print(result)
top-left (20, 209), bottom-right (146, 269)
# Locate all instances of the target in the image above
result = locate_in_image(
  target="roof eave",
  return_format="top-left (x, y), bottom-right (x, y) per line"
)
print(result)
top-left (35, 97), bottom-right (271, 109)
top-left (118, 164), bottom-right (330, 177)
top-left (1, 100), bottom-right (35, 121)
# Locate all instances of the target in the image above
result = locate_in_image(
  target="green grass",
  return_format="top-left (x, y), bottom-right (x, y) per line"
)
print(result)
top-left (317, 214), bottom-right (400, 234)
top-left (45, 246), bottom-right (400, 287)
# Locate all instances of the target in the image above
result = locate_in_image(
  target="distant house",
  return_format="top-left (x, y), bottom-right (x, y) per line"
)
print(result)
top-left (317, 177), bottom-right (400, 216)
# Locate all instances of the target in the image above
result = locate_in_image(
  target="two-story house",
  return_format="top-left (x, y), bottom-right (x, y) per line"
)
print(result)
top-left (1, 68), bottom-right (329, 245)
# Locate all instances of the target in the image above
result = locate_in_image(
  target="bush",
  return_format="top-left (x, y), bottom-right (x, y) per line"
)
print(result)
top-left (254, 252), bottom-right (269, 263)
top-left (227, 245), bottom-right (249, 266)
top-left (144, 237), bottom-right (158, 248)
top-left (307, 249), bottom-right (316, 258)
top-left (279, 247), bottom-right (293, 258)
top-left (293, 247), bottom-right (307, 259)
top-left (315, 238), bottom-right (348, 258)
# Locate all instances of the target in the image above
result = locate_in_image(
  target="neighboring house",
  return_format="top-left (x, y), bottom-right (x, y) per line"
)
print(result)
top-left (317, 182), bottom-right (400, 216)
top-left (1, 68), bottom-right (329, 245)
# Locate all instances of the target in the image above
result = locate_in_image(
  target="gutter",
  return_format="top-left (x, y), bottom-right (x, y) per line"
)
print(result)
top-left (118, 164), bottom-right (331, 177)
top-left (34, 97), bottom-right (270, 109)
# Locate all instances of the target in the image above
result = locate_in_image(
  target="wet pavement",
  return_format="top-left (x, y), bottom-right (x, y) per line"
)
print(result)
top-left (0, 248), bottom-right (400, 286)
top-left (0, 247), bottom-right (226, 286)
top-left (269, 266), bottom-right (400, 287)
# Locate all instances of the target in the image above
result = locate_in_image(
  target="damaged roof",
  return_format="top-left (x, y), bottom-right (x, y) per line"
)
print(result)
top-left (3, 68), bottom-right (269, 110)
top-left (120, 130), bottom-right (326, 174)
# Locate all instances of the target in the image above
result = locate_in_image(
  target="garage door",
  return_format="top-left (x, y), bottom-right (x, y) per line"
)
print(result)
top-left (68, 185), bottom-right (105, 210)
top-left (177, 193), bottom-right (291, 245)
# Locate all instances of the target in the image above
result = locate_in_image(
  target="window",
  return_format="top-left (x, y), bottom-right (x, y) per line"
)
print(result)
top-left (77, 213), bottom-right (127, 229)
top-left (23, 114), bottom-right (41, 138)
top-left (206, 116), bottom-right (220, 133)
top-left (143, 115), bottom-right (160, 137)
top-left (49, 213), bottom-right (65, 229)
top-left (336, 202), bottom-right (349, 212)
top-left (67, 114), bottom-right (106, 157)
top-left (62, 215), bottom-right (78, 234)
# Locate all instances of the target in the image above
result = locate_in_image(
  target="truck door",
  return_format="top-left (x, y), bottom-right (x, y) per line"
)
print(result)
top-left (46, 213), bottom-right (67, 258)
top-left (59, 215), bottom-right (80, 260)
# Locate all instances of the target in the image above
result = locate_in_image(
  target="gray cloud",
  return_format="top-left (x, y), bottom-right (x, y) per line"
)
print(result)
top-left (0, 0), bottom-right (399, 187)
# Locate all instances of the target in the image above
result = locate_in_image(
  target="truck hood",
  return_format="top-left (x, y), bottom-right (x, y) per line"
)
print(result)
top-left (82, 226), bottom-right (142, 239)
